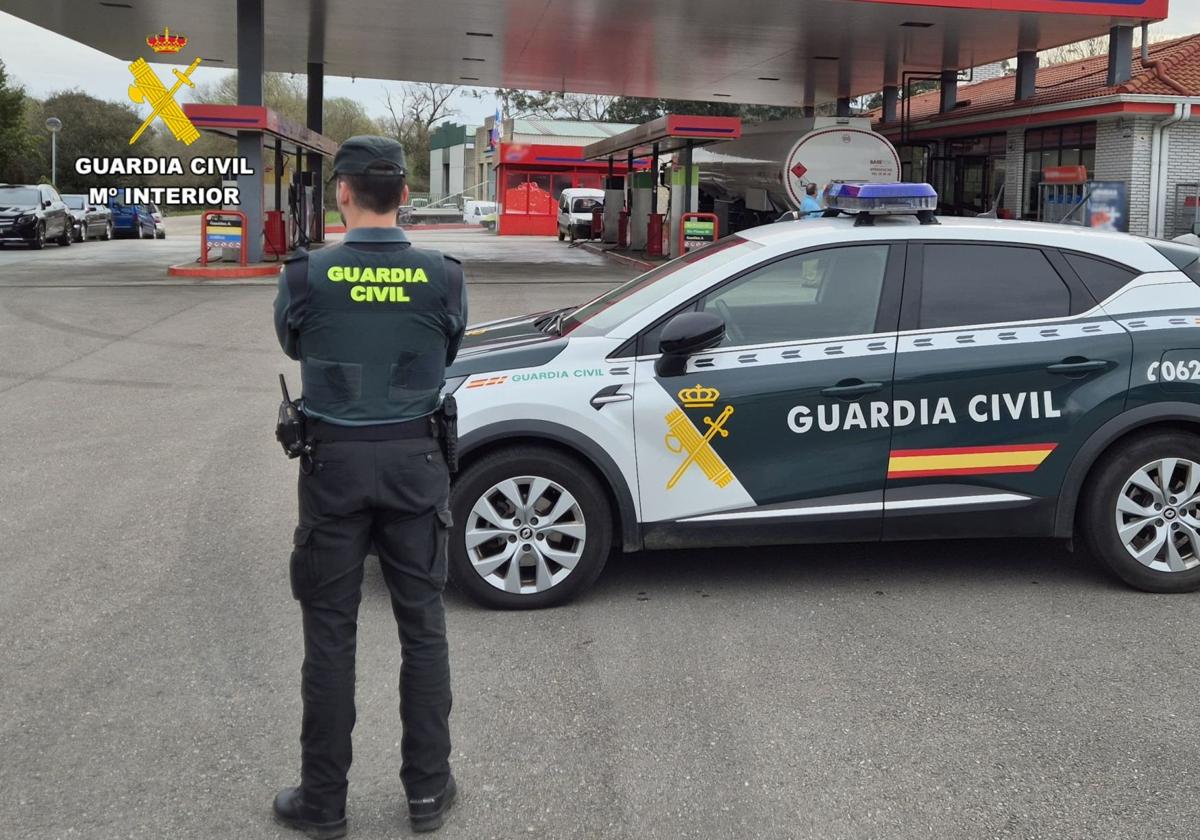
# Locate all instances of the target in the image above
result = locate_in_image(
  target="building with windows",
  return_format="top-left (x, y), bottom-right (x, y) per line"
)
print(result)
top-left (428, 123), bottom-right (479, 204)
top-left (874, 34), bottom-right (1200, 239)
top-left (471, 118), bottom-right (639, 235)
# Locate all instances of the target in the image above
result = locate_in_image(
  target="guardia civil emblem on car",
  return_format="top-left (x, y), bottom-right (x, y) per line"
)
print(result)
top-left (440, 185), bottom-right (1200, 609)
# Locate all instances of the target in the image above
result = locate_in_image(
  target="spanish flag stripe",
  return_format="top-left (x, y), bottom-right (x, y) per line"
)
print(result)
top-left (887, 443), bottom-right (1057, 479)
top-left (890, 443), bottom-right (1058, 458)
top-left (887, 464), bottom-right (1043, 479)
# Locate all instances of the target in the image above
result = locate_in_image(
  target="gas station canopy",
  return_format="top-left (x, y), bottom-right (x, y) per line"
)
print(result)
top-left (584, 115), bottom-right (742, 161)
top-left (183, 104), bottom-right (339, 156)
top-left (1, 0), bottom-right (1170, 107)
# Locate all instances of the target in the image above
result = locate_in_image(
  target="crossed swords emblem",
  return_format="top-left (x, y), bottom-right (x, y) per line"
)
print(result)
top-left (127, 57), bottom-right (202, 145)
top-left (664, 401), bottom-right (735, 491)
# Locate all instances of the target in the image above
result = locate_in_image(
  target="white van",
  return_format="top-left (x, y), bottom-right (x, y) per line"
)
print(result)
top-left (557, 188), bottom-right (605, 241)
top-left (463, 200), bottom-right (497, 226)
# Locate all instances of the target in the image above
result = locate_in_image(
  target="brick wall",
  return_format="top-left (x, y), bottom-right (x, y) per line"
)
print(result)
top-left (1165, 118), bottom-right (1200, 238)
top-left (1003, 128), bottom-right (1024, 216)
top-left (1095, 117), bottom-right (1155, 237)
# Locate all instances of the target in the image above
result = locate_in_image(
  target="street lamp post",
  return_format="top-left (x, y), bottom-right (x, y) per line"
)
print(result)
top-left (45, 117), bottom-right (62, 188)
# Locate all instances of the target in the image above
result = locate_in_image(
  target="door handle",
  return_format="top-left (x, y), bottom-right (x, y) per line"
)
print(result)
top-left (1046, 359), bottom-right (1110, 377)
top-left (590, 385), bottom-right (631, 410)
top-left (821, 380), bottom-right (884, 399)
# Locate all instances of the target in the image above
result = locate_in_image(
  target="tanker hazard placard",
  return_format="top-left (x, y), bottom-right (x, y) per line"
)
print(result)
top-left (783, 128), bottom-right (901, 209)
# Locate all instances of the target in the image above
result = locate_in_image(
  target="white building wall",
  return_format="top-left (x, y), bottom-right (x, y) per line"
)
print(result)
top-left (448, 145), bottom-right (466, 199)
top-left (1095, 116), bottom-right (1155, 237)
top-left (1165, 118), bottom-right (1200, 239)
top-left (1004, 128), bottom-right (1025, 216)
top-left (429, 147), bottom-right (446, 200)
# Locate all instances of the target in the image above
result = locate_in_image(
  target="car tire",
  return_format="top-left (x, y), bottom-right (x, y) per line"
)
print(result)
top-left (79, 223), bottom-right (88, 242)
top-left (31, 223), bottom-right (45, 250)
top-left (136, 222), bottom-right (144, 240)
top-left (103, 221), bottom-right (113, 241)
top-left (57, 224), bottom-right (71, 246)
top-left (1080, 430), bottom-right (1200, 593)
top-left (449, 446), bottom-right (613, 609)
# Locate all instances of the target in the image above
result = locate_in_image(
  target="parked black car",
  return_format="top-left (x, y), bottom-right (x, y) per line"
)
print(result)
top-left (62, 194), bottom-right (113, 242)
top-left (0, 184), bottom-right (72, 249)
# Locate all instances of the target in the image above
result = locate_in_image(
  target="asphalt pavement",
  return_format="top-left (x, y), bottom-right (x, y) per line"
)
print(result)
top-left (2, 222), bottom-right (1199, 840)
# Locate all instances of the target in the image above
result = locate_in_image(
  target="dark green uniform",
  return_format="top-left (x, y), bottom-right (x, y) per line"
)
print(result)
top-left (273, 225), bottom-right (466, 818)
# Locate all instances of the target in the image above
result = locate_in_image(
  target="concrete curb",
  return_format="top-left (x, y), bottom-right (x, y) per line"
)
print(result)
top-left (578, 242), bottom-right (656, 271)
top-left (167, 262), bottom-right (282, 279)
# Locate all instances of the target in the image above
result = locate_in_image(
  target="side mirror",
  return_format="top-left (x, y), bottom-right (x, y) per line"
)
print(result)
top-left (43, 200), bottom-right (52, 209)
top-left (655, 311), bottom-right (725, 378)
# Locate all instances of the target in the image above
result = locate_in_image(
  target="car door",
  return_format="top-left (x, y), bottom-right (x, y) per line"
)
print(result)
top-left (884, 240), bottom-right (1133, 538)
top-left (40, 187), bottom-right (62, 237)
top-left (632, 242), bottom-right (905, 547)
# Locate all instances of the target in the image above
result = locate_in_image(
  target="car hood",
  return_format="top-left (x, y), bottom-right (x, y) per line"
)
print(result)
top-left (0, 205), bottom-right (37, 216)
top-left (447, 309), bottom-right (570, 378)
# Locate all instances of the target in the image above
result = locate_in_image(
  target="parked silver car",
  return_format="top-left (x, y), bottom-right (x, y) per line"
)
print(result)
top-left (62, 194), bottom-right (113, 242)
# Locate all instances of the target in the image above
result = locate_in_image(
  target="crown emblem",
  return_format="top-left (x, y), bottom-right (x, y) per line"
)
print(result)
top-left (147, 27), bottom-right (188, 54)
top-left (678, 384), bottom-right (720, 408)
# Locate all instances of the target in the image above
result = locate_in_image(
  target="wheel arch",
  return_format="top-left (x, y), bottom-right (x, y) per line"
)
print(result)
top-left (1054, 402), bottom-right (1200, 537)
top-left (457, 420), bottom-right (641, 552)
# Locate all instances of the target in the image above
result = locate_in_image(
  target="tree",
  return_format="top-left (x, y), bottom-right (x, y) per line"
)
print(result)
top-left (0, 59), bottom-right (37, 184)
top-left (606, 96), bottom-right (806, 125)
top-left (379, 82), bottom-right (461, 191)
top-left (1042, 36), bottom-right (1109, 65)
top-left (36, 90), bottom-right (149, 193)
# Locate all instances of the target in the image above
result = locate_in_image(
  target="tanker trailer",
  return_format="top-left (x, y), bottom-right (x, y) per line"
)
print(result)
top-left (693, 117), bottom-right (901, 234)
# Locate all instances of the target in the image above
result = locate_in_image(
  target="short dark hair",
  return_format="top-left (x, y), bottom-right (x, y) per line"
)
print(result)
top-left (805, 183), bottom-right (818, 196)
top-left (340, 174), bottom-right (406, 214)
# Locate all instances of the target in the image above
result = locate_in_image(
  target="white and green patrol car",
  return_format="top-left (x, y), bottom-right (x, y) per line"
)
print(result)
top-left (443, 186), bottom-right (1200, 608)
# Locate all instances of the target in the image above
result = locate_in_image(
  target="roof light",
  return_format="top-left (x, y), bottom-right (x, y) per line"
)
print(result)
top-left (824, 182), bottom-right (939, 225)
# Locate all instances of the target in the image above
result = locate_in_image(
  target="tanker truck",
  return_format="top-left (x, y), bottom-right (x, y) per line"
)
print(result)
top-left (689, 117), bottom-right (901, 234)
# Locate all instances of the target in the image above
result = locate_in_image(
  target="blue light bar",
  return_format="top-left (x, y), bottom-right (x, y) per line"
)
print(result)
top-left (826, 182), bottom-right (938, 215)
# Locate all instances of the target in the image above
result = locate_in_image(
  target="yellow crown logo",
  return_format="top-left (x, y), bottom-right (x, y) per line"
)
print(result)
top-left (147, 27), bottom-right (188, 54)
top-left (678, 384), bottom-right (720, 408)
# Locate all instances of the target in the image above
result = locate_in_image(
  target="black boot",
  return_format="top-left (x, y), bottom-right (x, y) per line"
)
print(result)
top-left (408, 775), bottom-right (457, 833)
top-left (272, 787), bottom-right (347, 839)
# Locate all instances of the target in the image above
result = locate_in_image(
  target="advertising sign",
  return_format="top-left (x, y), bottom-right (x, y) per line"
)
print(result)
top-left (1085, 181), bottom-right (1129, 233)
top-left (856, 0), bottom-right (1168, 17)
top-left (680, 213), bottom-right (719, 253)
top-left (205, 215), bottom-right (244, 247)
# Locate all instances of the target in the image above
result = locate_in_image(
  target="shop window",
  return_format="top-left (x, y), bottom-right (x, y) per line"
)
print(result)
top-left (1023, 123), bottom-right (1097, 217)
top-left (503, 172), bottom-right (554, 216)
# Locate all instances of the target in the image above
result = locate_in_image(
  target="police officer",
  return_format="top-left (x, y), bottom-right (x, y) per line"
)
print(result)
top-left (272, 135), bottom-right (466, 837)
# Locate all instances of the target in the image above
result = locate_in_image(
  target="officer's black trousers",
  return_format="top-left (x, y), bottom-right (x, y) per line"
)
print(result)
top-left (289, 437), bottom-right (453, 809)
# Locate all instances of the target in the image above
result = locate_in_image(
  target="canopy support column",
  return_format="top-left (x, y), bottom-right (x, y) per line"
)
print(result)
top-left (236, 0), bottom-right (265, 262)
top-left (307, 62), bottom-right (325, 243)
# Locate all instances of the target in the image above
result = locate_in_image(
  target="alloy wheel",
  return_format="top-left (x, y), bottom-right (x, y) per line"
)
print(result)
top-left (1114, 457), bottom-right (1200, 573)
top-left (465, 475), bottom-right (586, 594)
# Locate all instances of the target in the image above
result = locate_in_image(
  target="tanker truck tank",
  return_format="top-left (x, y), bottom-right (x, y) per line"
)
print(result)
top-left (693, 117), bottom-right (901, 233)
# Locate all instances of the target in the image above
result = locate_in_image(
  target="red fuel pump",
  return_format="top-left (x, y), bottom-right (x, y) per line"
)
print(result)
top-left (646, 213), bottom-right (665, 258)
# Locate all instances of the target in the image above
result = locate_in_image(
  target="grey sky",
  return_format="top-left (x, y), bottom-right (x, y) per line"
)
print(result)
top-left (2, 6), bottom-right (1198, 129)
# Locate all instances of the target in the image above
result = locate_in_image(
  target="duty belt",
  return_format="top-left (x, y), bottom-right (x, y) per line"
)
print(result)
top-left (308, 414), bottom-right (441, 443)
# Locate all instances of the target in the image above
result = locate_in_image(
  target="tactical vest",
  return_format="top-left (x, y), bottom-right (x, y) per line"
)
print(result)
top-left (287, 239), bottom-right (462, 425)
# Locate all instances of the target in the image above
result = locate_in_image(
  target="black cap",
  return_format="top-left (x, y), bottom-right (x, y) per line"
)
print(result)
top-left (332, 135), bottom-right (407, 177)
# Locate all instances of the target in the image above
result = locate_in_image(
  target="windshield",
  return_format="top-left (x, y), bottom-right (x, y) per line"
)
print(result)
top-left (560, 236), bottom-right (763, 335)
top-left (0, 187), bottom-right (39, 206)
top-left (572, 197), bottom-right (602, 214)
top-left (63, 196), bottom-right (85, 209)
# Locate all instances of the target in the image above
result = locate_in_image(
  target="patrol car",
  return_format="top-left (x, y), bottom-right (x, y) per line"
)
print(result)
top-left (443, 183), bottom-right (1200, 609)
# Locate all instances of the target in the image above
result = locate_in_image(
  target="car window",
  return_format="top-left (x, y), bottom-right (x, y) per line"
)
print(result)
top-left (919, 244), bottom-right (1070, 329)
top-left (699, 245), bottom-right (890, 346)
top-left (573, 198), bottom-right (601, 213)
top-left (1062, 253), bottom-right (1137, 304)
top-left (562, 236), bottom-right (764, 335)
top-left (63, 196), bottom-right (85, 209)
top-left (0, 187), bottom-right (40, 205)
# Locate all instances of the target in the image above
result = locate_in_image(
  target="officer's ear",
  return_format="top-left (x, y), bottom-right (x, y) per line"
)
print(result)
top-left (336, 178), bottom-right (352, 211)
